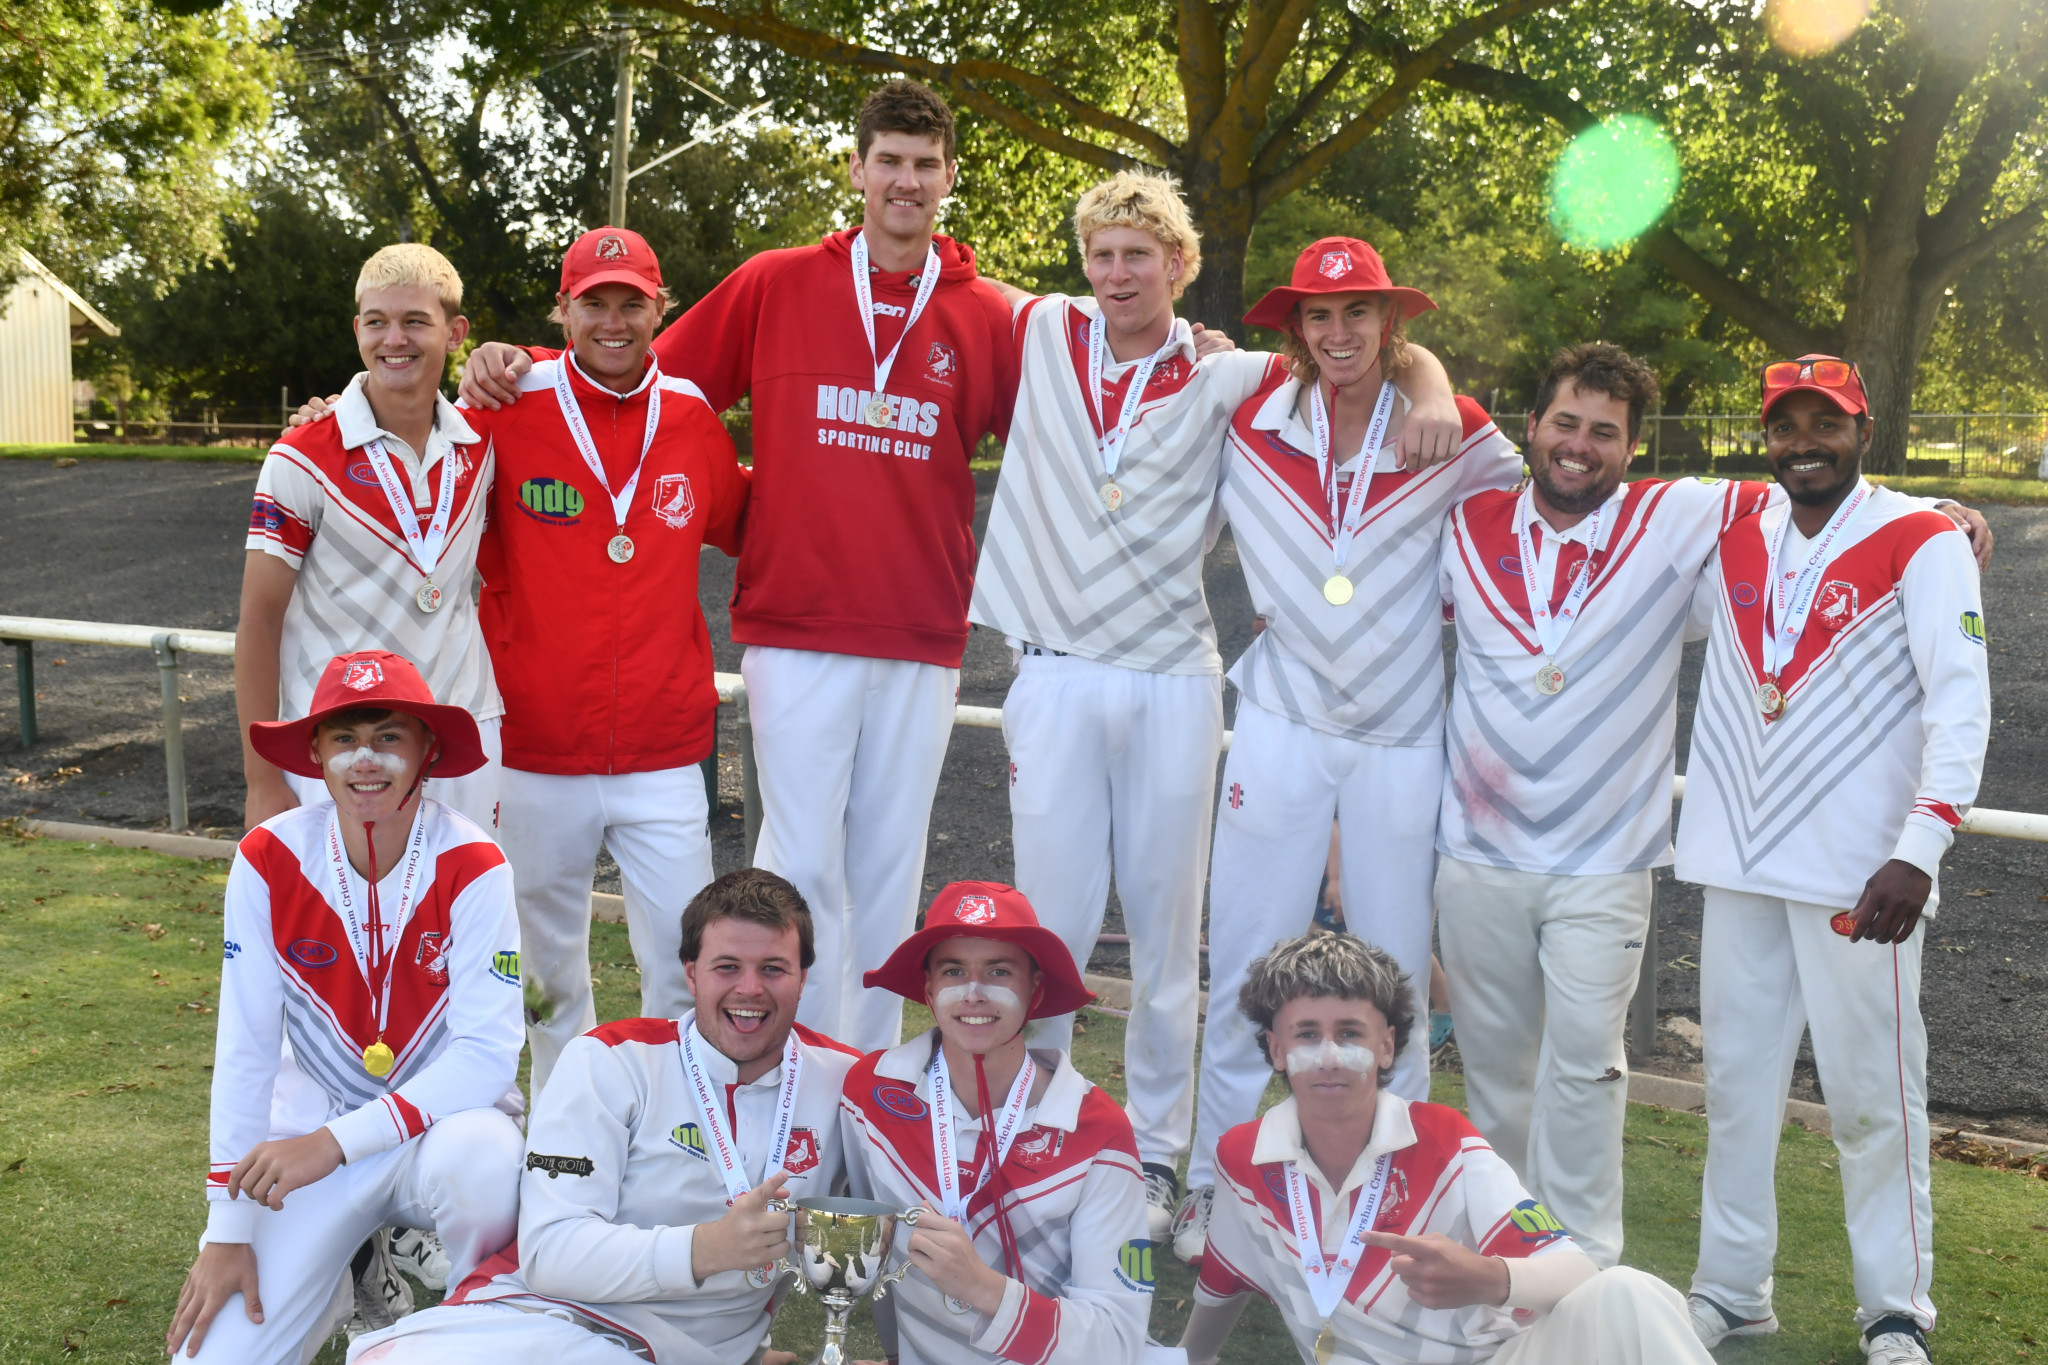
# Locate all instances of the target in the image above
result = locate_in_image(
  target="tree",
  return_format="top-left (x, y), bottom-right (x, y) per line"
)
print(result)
top-left (626, 0), bottom-right (1565, 333)
top-left (1428, 0), bottom-right (2048, 471)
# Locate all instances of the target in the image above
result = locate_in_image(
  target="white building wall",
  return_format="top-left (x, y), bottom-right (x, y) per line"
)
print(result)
top-left (0, 271), bottom-right (78, 445)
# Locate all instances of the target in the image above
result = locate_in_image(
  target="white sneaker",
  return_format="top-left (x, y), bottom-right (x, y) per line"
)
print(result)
top-left (1142, 1163), bottom-right (1179, 1244)
top-left (1172, 1184), bottom-right (1215, 1263)
top-left (388, 1227), bottom-right (451, 1291)
top-left (1687, 1294), bottom-right (1778, 1348)
top-left (1862, 1316), bottom-right (1933, 1364)
top-left (346, 1235), bottom-right (416, 1338)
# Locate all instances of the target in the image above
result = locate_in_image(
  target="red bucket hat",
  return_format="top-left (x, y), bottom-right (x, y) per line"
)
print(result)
top-left (1760, 353), bottom-right (1869, 422)
top-left (865, 882), bottom-right (1095, 1020)
top-left (249, 650), bottom-right (487, 780)
top-left (1242, 236), bottom-right (1437, 334)
top-left (561, 225), bottom-right (663, 299)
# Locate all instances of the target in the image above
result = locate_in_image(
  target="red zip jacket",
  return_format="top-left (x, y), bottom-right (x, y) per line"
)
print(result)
top-left (653, 229), bottom-right (1018, 667)
top-left (472, 353), bottom-right (748, 775)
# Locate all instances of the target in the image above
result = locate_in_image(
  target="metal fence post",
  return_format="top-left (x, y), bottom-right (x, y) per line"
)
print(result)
top-left (738, 692), bottom-right (761, 865)
top-left (6, 640), bottom-right (32, 749)
top-left (151, 633), bottom-right (187, 831)
top-left (1627, 872), bottom-right (1662, 1068)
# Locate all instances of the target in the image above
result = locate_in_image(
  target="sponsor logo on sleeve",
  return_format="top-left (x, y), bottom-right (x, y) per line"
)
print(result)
top-left (1695, 476), bottom-right (1723, 485)
top-left (783, 1126), bottom-right (821, 1175)
top-left (669, 1122), bottom-right (710, 1161)
top-left (1508, 1198), bottom-right (1566, 1244)
top-left (1114, 1239), bottom-right (1156, 1293)
top-left (222, 939), bottom-right (242, 961)
top-left (650, 472), bottom-right (696, 529)
top-left (872, 1083), bottom-right (929, 1122)
top-left (490, 950), bottom-right (521, 985)
top-left (527, 1153), bottom-right (596, 1179)
top-left (516, 476), bottom-right (585, 526)
top-left (342, 660), bottom-right (384, 691)
top-left (285, 938), bottom-right (338, 970)
top-left (1960, 610), bottom-right (1987, 646)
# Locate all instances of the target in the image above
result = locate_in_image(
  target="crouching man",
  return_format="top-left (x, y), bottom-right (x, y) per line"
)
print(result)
top-left (167, 650), bottom-right (525, 1362)
top-left (348, 868), bottom-right (860, 1363)
top-left (1179, 932), bottom-right (1711, 1365)
top-left (842, 882), bottom-right (1157, 1365)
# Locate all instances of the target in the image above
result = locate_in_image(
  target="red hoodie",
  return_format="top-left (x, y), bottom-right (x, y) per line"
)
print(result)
top-left (653, 229), bottom-right (1018, 667)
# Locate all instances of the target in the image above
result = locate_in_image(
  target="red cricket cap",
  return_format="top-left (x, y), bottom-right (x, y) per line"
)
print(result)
top-left (560, 226), bottom-right (663, 299)
top-left (864, 882), bottom-right (1095, 1020)
top-left (1761, 353), bottom-right (1869, 422)
top-left (249, 650), bottom-right (486, 780)
top-left (1242, 237), bottom-right (1437, 333)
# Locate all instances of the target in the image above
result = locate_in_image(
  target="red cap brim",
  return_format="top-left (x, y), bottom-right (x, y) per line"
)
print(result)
top-left (249, 700), bottom-right (487, 780)
top-left (568, 269), bottom-right (660, 299)
top-left (863, 925), bottom-right (1096, 1019)
top-left (1242, 285), bottom-right (1437, 334)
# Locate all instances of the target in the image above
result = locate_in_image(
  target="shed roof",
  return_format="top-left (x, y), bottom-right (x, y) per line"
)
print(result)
top-left (17, 249), bottom-right (119, 341)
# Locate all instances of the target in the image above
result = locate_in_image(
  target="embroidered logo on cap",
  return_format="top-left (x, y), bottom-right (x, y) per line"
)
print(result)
top-left (1319, 251), bottom-right (1353, 280)
top-left (651, 472), bottom-right (696, 529)
top-left (954, 894), bottom-right (997, 925)
top-left (343, 660), bottom-right (385, 691)
top-left (595, 235), bottom-right (629, 261)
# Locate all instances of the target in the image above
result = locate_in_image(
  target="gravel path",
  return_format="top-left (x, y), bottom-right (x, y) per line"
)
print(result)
top-left (3, 457), bottom-right (2043, 1129)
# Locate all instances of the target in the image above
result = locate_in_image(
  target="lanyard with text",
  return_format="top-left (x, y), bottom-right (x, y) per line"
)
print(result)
top-left (1756, 480), bottom-right (1870, 720)
top-left (362, 436), bottom-right (460, 615)
top-left (1308, 379), bottom-right (1397, 606)
top-left (927, 1046), bottom-right (1036, 1223)
top-left (553, 353), bottom-right (661, 565)
top-left (1086, 313), bottom-right (1180, 513)
top-left (679, 1017), bottom-right (803, 1204)
top-left (1283, 1151), bottom-right (1393, 1332)
top-left (849, 232), bottom-right (943, 429)
top-left (1514, 486), bottom-right (1608, 697)
top-left (323, 807), bottom-right (433, 1078)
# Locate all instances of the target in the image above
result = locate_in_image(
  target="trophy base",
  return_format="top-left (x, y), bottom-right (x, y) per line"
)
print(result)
top-left (806, 1288), bottom-right (858, 1365)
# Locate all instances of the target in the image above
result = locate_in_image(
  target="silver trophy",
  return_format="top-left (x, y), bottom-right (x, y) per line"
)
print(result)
top-left (769, 1196), bottom-right (922, 1365)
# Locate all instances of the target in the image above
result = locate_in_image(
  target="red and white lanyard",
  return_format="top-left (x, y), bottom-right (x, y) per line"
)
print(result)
top-left (1086, 312), bottom-right (1181, 480)
top-left (680, 1016), bottom-right (802, 1203)
top-left (552, 353), bottom-right (661, 535)
top-left (362, 435), bottom-right (459, 583)
top-left (1307, 379), bottom-right (1397, 575)
top-left (927, 1046), bottom-right (1036, 1224)
top-left (1514, 485), bottom-right (1608, 658)
top-left (1761, 480), bottom-right (1871, 678)
top-left (850, 232), bottom-right (942, 405)
top-left (1282, 1150), bottom-right (1393, 1321)
top-left (323, 808), bottom-right (433, 1042)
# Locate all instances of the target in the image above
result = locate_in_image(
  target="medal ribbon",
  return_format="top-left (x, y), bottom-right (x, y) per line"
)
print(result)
top-left (1760, 480), bottom-right (1871, 679)
top-left (323, 806), bottom-right (434, 1056)
top-left (1513, 485), bottom-right (1608, 659)
top-left (1086, 312), bottom-right (1182, 480)
top-left (1282, 1152), bottom-right (1393, 1321)
top-left (680, 1016), bottom-right (803, 1203)
top-left (552, 352), bottom-right (662, 535)
top-left (1307, 380), bottom-right (1398, 575)
top-left (361, 435), bottom-right (459, 583)
top-left (850, 232), bottom-right (943, 402)
top-left (927, 1046), bottom-right (1036, 1224)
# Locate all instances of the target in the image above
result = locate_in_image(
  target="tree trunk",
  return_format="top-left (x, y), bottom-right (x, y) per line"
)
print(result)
top-left (1843, 272), bottom-right (1947, 476)
top-left (1185, 222), bottom-right (1251, 340)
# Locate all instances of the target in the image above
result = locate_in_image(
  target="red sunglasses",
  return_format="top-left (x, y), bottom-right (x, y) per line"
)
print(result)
top-left (1761, 357), bottom-right (1860, 391)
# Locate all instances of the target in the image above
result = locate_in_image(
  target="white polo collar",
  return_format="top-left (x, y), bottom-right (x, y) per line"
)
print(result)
top-left (1530, 479), bottom-right (1627, 547)
top-left (334, 371), bottom-right (480, 473)
top-left (874, 1027), bottom-right (1089, 1132)
top-left (1249, 374), bottom-right (1411, 473)
top-left (677, 1010), bottom-right (792, 1092)
top-left (1068, 298), bottom-right (1198, 373)
top-left (1253, 1092), bottom-right (1417, 1201)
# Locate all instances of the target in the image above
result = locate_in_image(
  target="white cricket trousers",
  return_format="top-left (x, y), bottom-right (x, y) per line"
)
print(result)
top-left (351, 1302), bottom-right (678, 1364)
top-left (1489, 1266), bottom-right (1714, 1365)
top-left (288, 716), bottom-right (503, 832)
top-left (1693, 887), bottom-right (1934, 1332)
top-left (743, 645), bottom-right (957, 1052)
top-left (1006, 653), bottom-right (1222, 1169)
top-left (190, 1108), bottom-right (522, 1365)
top-left (1435, 856), bottom-right (1651, 1269)
top-left (499, 764), bottom-right (714, 1093)
top-left (1190, 700), bottom-right (1440, 1190)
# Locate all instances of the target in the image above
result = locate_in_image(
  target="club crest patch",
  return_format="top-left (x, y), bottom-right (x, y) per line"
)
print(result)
top-left (1318, 251), bottom-right (1353, 280)
top-left (651, 472), bottom-right (696, 529)
top-left (1114, 1238), bottom-right (1156, 1293)
top-left (1960, 610), bottom-right (1986, 646)
top-left (342, 660), bottom-right (384, 692)
top-left (1011, 1126), bottom-right (1064, 1167)
top-left (873, 1083), bottom-right (929, 1122)
top-left (953, 894), bottom-right (997, 926)
top-left (528, 1153), bottom-right (595, 1179)
top-left (783, 1127), bottom-right (821, 1174)
top-left (927, 342), bottom-right (958, 383)
top-left (669, 1122), bottom-right (710, 1161)
top-left (414, 931), bottom-right (448, 986)
top-left (1813, 580), bottom-right (1858, 632)
top-left (286, 938), bottom-right (337, 970)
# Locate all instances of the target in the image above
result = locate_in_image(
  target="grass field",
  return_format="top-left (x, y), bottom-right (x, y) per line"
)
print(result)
top-left (5, 826), bottom-right (2047, 1363)
top-left (0, 444), bottom-right (266, 463)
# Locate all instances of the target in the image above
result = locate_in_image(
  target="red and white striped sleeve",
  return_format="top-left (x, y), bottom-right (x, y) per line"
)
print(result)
top-left (245, 444), bottom-right (322, 566)
top-left (204, 848), bottom-right (288, 1244)
top-left (1892, 525), bottom-right (1991, 879)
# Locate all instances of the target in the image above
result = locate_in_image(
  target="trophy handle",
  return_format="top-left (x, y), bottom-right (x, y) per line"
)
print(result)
top-left (760, 1199), bottom-right (803, 1294)
top-left (871, 1207), bottom-right (924, 1300)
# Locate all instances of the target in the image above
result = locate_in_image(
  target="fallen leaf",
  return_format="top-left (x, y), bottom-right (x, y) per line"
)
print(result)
top-left (104, 1298), bottom-right (127, 1308)
top-left (1965, 888), bottom-right (1993, 898)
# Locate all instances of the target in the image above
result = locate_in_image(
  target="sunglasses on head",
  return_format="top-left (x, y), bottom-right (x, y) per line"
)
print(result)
top-left (1762, 357), bottom-right (1860, 391)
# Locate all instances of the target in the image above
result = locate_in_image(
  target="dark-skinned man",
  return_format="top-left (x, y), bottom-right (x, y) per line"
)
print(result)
top-left (1675, 357), bottom-right (1990, 1365)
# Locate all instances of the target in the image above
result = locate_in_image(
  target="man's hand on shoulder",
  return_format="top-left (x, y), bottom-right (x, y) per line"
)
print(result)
top-left (282, 395), bottom-right (341, 433)
top-left (1934, 501), bottom-right (1993, 570)
top-left (460, 342), bottom-right (534, 410)
top-left (1190, 322), bottom-right (1237, 360)
top-left (1849, 858), bottom-right (1932, 945)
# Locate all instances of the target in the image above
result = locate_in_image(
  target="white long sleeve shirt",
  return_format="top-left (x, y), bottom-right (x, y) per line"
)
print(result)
top-left (1675, 483), bottom-right (1991, 909)
top-left (840, 1032), bottom-right (1153, 1365)
top-left (206, 798), bottom-right (523, 1242)
top-left (449, 1014), bottom-right (859, 1365)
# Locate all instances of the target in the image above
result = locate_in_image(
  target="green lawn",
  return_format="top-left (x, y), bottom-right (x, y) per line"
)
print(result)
top-left (1, 443), bottom-right (267, 463)
top-left (5, 826), bottom-right (2046, 1362)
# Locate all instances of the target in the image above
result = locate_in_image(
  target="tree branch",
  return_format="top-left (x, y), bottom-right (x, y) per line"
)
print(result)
top-left (322, 53), bottom-right (458, 221)
top-left (1635, 227), bottom-right (1838, 357)
top-left (1249, 7), bottom-right (1373, 180)
top-left (1177, 0), bottom-right (1228, 151)
top-left (1920, 80), bottom-right (2037, 262)
top-left (1928, 195), bottom-right (2048, 283)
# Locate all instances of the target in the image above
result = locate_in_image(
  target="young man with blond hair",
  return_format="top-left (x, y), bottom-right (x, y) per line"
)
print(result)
top-left (239, 244), bottom-right (500, 834)
top-left (973, 176), bottom-right (1463, 1242)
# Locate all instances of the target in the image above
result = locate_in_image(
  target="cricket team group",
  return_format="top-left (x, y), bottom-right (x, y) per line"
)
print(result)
top-left (165, 79), bottom-right (1996, 1365)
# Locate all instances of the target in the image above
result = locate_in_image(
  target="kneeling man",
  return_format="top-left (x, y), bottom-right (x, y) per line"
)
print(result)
top-left (169, 650), bottom-right (526, 1362)
top-left (1179, 931), bottom-right (1710, 1365)
top-left (349, 867), bottom-right (860, 1363)
top-left (843, 882), bottom-right (1155, 1364)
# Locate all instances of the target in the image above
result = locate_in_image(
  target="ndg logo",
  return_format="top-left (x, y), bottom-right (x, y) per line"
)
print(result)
top-left (343, 660), bottom-right (385, 691)
top-left (1318, 251), bottom-right (1353, 280)
top-left (518, 477), bottom-right (585, 525)
top-left (490, 949), bottom-right (521, 985)
top-left (953, 894), bottom-right (997, 925)
top-left (669, 1122), bottom-right (710, 1161)
top-left (1961, 610), bottom-right (1987, 646)
top-left (1114, 1239), bottom-right (1155, 1293)
top-left (1508, 1198), bottom-right (1566, 1244)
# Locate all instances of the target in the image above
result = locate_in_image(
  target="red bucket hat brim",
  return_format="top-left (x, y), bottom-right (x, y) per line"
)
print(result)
top-left (1242, 236), bottom-right (1437, 333)
top-left (864, 882), bottom-right (1095, 1020)
top-left (249, 650), bottom-right (486, 781)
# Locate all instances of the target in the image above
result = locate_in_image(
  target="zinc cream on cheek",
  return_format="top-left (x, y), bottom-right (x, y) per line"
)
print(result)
top-left (934, 982), bottom-right (1022, 1011)
top-left (327, 747), bottom-right (408, 778)
top-left (1285, 1040), bottom-right (1377, 1076)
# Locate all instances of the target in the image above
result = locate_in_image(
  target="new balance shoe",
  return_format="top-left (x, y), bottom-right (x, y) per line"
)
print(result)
top-left (345, 1234), bottom-right (416, 1338)
top-left (1142, 1163), bottom-right (1180, 1244)
top-left (388, 1226), bottom-right (451, 1291)
top-left (1687, 1293), bottom-right (1778, 1348)
top-left (1862, 1315), bottom-right (1932, 1364)
top-left (1172, 1183), bottom-right (1215, 1263)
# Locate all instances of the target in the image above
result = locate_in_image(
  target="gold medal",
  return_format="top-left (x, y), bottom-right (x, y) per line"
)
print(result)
top-left (413, 580), bottom-right (443, 614)
top-left (607, 533), bottom-right (635, 564)
top-left (362, 1040), bottom-right (395, 1077)
top-left (1313, 1324), bottom-right (1337, 1364)
top-left (1535, 662), bottom-right (1566, 695)
top-left (1756, 681), bottom-right (1785, 720)
top-left (864, 393), bottom-right (893, 428)
top-left (1323, 575), bottom-right (1354, 606)
top-left (1099, 481), bottom-right (1124, 513)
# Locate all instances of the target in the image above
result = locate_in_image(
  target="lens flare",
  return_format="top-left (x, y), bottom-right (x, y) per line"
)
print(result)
top-left (1548, 114), bottom-right (1681, 251)
top-left (1765, 0), bottom-right (1869, 57)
